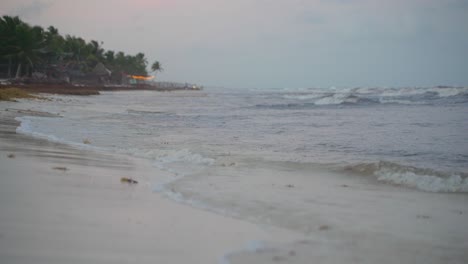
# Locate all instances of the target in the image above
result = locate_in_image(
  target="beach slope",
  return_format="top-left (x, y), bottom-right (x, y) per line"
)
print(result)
top-left (0, 108), bottom-right (294, 264)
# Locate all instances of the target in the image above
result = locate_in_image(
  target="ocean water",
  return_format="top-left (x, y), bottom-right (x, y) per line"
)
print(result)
top-left (14, 86), bottom-right (468, 229)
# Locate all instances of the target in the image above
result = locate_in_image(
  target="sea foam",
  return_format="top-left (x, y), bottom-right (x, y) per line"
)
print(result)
top-left (119, 148), bottom-right (214, 166)
top-left (345, 161), bottom-right (468, 193)
top-left (15, 116), bottom-right (99, 150)
top-left (279, 86), bottom-right (468, 106)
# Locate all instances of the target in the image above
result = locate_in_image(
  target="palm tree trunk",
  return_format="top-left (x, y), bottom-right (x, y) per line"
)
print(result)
top-left (15, 63), bottom-right (22, 79)
top-left (8, 57), bottom-right (12, 78)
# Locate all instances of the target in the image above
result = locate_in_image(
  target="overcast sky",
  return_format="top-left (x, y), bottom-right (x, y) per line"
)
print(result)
top-left (2, 0), bottom-right (468, 89)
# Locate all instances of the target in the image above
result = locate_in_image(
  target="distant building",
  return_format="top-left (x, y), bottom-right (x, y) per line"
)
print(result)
top-left (91, 63), bottom-right (112, 84)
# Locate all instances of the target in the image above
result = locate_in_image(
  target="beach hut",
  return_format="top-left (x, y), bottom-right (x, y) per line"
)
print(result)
top-left (92, 62), bottom-right (112, 83)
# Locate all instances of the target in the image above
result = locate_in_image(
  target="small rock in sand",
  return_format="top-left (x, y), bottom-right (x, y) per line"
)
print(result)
top-left (83, 139), bottom-right (91, 144)
top-left (285, 184), bottom-right (295, 188)
top-left (7, 153), bottom-right (15, 158)
top-left (319, 225), bottom-right (330, 231)
top-left (53, 166), bottom-right (68, 171)
top-left (121, 177), bottom-right (138, 184)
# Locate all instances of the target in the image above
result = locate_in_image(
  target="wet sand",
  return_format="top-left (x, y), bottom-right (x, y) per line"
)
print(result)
top-left (175, 158), bottom-right (468, 264)
top-left (0, 107), bottom-right (295, 264)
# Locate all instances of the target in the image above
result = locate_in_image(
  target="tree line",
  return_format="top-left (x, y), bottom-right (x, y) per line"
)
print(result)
top-left (0, 15), bottom-right (162, 81)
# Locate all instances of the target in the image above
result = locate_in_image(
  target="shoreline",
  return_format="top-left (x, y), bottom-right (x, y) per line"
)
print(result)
top-left (0, 82), bottom-right (202, 97)
top-left (0, 104), bottom-right (296, 264)
top-left (2, 95), bottom-right (468, 264)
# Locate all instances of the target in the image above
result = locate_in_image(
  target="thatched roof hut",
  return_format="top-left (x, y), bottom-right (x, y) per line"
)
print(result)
top-left (92, 62), bottom-right (111, 76)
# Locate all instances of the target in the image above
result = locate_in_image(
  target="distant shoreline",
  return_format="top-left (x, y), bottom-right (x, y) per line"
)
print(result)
top-left (0, 82), bottom-right (201, 96)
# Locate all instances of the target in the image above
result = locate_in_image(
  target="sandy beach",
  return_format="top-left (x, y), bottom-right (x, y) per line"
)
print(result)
top-left (1, 94), bottom-right (468, 264)
top-left (0, 106), bottom-right (296, 264)
top-left (2, 1), bottom-right (467, 262)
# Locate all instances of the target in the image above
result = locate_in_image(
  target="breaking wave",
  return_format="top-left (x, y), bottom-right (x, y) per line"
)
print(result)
top-left (313, 94), bottom-right (376, 105)
top-left (120, 148), bottom-right (215, 166)
top-left (15, 116), bottom-right (100, 151)
top-left (277, 86), bottom-right (468, 107)
top-left (16, 116), bottom-right (214, 173)
top-left (344, 161), bottom-right (468, 193)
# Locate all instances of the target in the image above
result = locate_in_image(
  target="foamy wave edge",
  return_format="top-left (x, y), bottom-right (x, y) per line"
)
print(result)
top-left (16, 116), bottom-right (215, 166)
top-left (15, 116), bottom-right (100, 150)
top-left (117, 148), bottom-right (215, 167)
top-left (280, 86), bottom-right (468, 106)
top-left (344, 161), bottom-right (468, 193)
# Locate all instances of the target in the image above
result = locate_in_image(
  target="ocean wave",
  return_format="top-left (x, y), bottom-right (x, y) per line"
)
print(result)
top-left (278, 86), bottom-right (468, 107)
top-left (127, 109), bottom-right (167, 115)
top-left (17, 116), bottom-right (214, 170)
top-left (314, 93), bottom-right (354, 105)
top-left (259, 94), bottom-right (376, 108)
top-left (119, 148), bottom-right (215, 166)
top-left (282, 93), bottom-right (331, 100)
top-left (15, 116), bottom-right (100, 150)
top-left (313, 94), bottom-right (377, 105)
top-left (436, 88), bottom-right (465, 97)
top-left (344, 161), bottom-right (468, 193)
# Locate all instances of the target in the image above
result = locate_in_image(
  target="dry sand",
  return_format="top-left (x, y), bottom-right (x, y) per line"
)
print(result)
top-left (0, 108), bottom-right (296, 264)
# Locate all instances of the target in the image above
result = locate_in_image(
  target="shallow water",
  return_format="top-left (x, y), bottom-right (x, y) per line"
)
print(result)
top-left (14, 87), bottom-right (468, 197)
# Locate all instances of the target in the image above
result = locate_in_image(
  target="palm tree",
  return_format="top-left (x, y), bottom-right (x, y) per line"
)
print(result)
top-left (11, 23), bottom-right (44, 78)
top-left (1, 16), bottom-right (46, 78)
top-left (43, 26), bottom-right (65, 63)
top-left (86, 40), bottom-right (104, 68)
top-left (104, 50), bottom-right (115, 64)
top-left (151, 61), bottom-right (163, 75)
top-left (0, 16), bottom-right (25, 77)
top-left (63, 35), bottom-right (87, 62)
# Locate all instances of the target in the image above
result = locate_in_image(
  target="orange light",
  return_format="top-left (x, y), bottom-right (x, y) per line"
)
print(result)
top-left (129, 75), bottom-right (154, 80)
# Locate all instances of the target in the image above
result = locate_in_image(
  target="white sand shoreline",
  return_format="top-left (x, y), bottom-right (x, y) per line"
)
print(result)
top-left (0, 106), bottom-right (297, 264)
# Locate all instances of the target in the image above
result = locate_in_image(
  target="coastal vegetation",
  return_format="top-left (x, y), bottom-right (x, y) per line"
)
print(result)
top-left (151, 61), bottom-right (163, 75)
top-left (0, 88), bottom-right (36, 101)
top-left (0, 15), bottom-right (161, 83)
